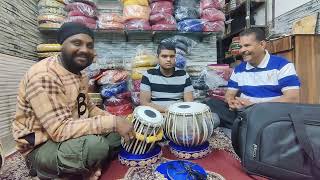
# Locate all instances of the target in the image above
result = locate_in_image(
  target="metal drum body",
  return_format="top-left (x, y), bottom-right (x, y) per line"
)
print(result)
top-left (164, 102), bottom-right (214, 147)
top-left (121, 106), bottom-right (163, 154)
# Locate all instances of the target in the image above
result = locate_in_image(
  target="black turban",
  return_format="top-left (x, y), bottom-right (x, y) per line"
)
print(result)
top-left (57, 22), bottom-right (94, 44)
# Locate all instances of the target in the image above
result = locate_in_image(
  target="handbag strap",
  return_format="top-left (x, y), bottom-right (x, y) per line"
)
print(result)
top-left (289, 112), bottom-right (320, 178)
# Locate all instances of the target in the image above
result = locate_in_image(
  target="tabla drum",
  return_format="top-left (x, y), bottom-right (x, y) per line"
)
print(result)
top-left (119, 106), bottom-right (164, 167)
top-left (164, 102), bottom-right (215, 159)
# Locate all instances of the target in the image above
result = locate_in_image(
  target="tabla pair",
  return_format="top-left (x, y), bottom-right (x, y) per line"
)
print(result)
top-left (118, 102), bottom-right (216, 167)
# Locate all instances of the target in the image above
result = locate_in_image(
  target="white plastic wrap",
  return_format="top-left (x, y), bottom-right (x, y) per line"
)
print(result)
top-left (177, 19), bottom-right (204, 32)
top-left (95, 43), bottom-right (126, 69)
top-left (65, 2), bottom-right (97, 18)
top-left (123, 5), bottom-right (151, 21)
top-left (161, 35), bottom-right (198, 54)
top-left (174, 6), bottom-right (200, 22)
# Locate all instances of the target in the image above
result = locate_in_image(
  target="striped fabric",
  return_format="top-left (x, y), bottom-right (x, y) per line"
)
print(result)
top-left (12, 56), bottom-right (115, 156)
top-left (228, 52), bottom-right (300, 103)
top-left (140, 67), bottom-right (194, 107)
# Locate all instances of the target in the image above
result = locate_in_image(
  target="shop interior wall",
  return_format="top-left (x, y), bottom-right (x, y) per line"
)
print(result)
top-left (0, 0), bottom-right (39, 156)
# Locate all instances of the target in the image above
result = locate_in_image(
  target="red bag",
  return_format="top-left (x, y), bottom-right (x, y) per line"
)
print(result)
top-left (65, 16), bottom-right (97, 29)
top-left (104, 97), bottom-right (131, 106)
top-left (150, 13), bottom-right (176, 25)
top-left (106, 103), bottom-right (133, 116)
top-left (65, 2), bottom-right (97, 18)
top-left (150, 1), bottom-right (174, 15)
top-left (201, 8), bottom-right (225, 21)
top-left (203, 20), bottom-right (224, 32)
top-left (125, 19), bottom-right (151, 30)
top-left (200, 0), bottom-right (224, 10)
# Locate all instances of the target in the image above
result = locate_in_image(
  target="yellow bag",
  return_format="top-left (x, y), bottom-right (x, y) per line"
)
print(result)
top-left (37, 52), bottom-right (60, 59)
top-left (132, 55), bottom-right (158, 68)
top-left (131, 67), bottom-right (154, 80)
top-left (39, 22), bottom-right (62, 29)
top-left (37, 44), bottom-right (61, 52)
top-left (123, 5), bottom-right (151, 21)
top-left (121, 0), bottom-right (149, 6)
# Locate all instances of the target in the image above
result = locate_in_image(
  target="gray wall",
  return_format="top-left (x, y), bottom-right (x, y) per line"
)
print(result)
top-left (269, 0), bottom-right (320, 36)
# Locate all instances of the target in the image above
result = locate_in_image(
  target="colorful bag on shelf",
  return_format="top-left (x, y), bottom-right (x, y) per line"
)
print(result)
top-left (150, 1), bottom-right (173, 15)
top-left (123, 5), bottom-right (151, 21)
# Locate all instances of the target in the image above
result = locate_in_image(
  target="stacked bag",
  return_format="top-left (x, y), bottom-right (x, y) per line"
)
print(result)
top-left (186, 65), bottom-right (208, 102)
top-left (130, 46), bottom-right (158, 106)
top-left (149, 0), bottom-right (176, 31)
top-left (200, 0), bottom-right (225, 32)
top-left (97, 13), bottom-right (124, 30)
top-left (206, 64), bottom-right (232, 101)
top-left (65, 0), bottom-right (98, 29)
top-left (37, 0), bottom-right (66, 29)
top-left (229, 36), bottom-right (241, 56)
top-left (122, 0), bottom-right (151, 30)
top-left (175, 0), bottom-right (203, 32)
top-left (36, 43), bottom-right (61, 60)
top-left (161, 35), bottom-right (197, 69)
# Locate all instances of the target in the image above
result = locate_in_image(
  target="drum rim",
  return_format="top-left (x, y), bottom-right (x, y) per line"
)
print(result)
top-left (167, 102), bottom-right (210, 114)
top-left (134, 105), bottom-right (164, 125)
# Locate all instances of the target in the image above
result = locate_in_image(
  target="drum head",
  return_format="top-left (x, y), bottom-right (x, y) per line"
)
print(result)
top-left (168, 102), bottom-right (208, 114)
top-left (134, 106), bottom-right (163, 124)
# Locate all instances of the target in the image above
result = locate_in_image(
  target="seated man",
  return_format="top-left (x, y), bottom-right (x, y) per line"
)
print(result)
top-left (140, 42), bottom-right (194, 113)
top-left (12, 22), bottom-right (134, 180)
top-left (206, 27), bottom-right (301, 129)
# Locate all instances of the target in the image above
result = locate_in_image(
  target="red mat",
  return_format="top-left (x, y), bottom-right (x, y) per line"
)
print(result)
top-left (100, 146), bottom-right (267, 180)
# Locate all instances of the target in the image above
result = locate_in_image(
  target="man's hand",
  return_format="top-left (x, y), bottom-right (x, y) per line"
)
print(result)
top-left (227, 98), bottom-right (243, 110)
top-left (235, 97), bottom-right (254, 107)
top-left (114, 116), bottom-right (134, 143)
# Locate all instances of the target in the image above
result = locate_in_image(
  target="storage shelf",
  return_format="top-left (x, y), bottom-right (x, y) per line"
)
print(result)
top-left (222, 25), bottom-right (266, 40)
top-left (226, 0), bottom-right (265, 18)
top-left (38, 28), bottom-right (223, 42)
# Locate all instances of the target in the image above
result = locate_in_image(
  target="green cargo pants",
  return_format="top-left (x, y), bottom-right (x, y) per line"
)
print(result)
top-left (26, 133), bottom-right (121, 179)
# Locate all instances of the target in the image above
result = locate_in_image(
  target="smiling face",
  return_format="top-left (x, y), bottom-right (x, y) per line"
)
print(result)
top-left (239, 33), bottom-right (266, 66)
top-left (60, 33), bottom-right (94, 73)
top-left (158, 49), bottom-right (176, 70)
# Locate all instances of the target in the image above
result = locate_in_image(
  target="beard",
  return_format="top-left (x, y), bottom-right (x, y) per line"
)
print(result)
top-left (61, 52), bottom-right (93, 73)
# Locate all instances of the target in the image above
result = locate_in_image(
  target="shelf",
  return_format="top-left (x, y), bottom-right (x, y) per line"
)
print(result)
top-left (226, 0), bottom-right (265, 18)
top-left (38, 27), bottom-right (223, 42)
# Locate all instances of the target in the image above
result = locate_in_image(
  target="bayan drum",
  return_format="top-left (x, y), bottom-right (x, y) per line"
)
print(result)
top-left (119, 106), bottom-right (164, 167)
top-left (164, 102), bottom-right (215, 159)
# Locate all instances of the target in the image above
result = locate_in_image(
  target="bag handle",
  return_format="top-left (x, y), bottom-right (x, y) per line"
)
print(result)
top-left (289, 112), bottom-right (320, 178)
top-left (231, 115), bottom-right (242, 157)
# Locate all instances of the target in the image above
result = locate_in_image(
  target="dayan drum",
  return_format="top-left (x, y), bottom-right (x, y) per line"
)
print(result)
top-left (164, 102), bottom-right (215, 159)
top-left (119, 106), bottom-right (164, 167)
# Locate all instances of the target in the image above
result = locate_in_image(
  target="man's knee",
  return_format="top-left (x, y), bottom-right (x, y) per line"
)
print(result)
top-left (82, 135), bottom-right (110, 166)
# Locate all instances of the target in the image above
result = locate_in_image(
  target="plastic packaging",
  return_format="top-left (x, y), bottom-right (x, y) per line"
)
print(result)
top-left (95, 70), bottom-right (128, 85)
top-left (200, 68), bottom-right (228, 89)
top-left (132, 79), bottom-right (142, 92)
top-left (123, 5), bottom-right (151, 21)
top-left (175, 54), bottom-right (187, 69)
top-left (131, 67), bottom-right (154, 80)
top-left (201, 8), bottom-right (225, 21)
top-left (38, 7), bottom-right (67, 16)
top-left (116, 91), bottom-right (132, 99)
top-left (125, 19), bottom-right (151, 30)
top-left (98, 13), bottom-right (124, 23)
top-left (200, 0), bottom-right (224, 10)
top-left (207, 64), bottom-right (232, 81)
top-left (104, 97), bottom-right (131, 106)
top-left (152, 24), bottom-right (176, 30)
top-left (121, 0), bottom-right (149, 6)
top-left (38, 0), bottom-right (65, 8)
top-left (150, 13), bottom-right (176, 25)
top-left (105, 103), bottom-right (133, 116)
top-left (65, 2), bottom-right (97, 18)
top-left (150, 1), bottom-right (174, 15)
top-left (131, 91), bottom-right (140, 105)
top-left (177, 19), bottom-right (204, 32)
top-left (95, 43), bottom-right (126, 69)
top-left (38, 22), bottom-right (62, 29)
top-left (174, 0), bottom-right (199, 7)
top-left (37, 14), bottom-right (65, 24)
top-left (100, 81), bottom-right (128, 98)
top-left (98, 22), bottom-right (124, 30)
top-left (66, 0), bottom-right (98, 7)
top-left (203, 20), bottom-right (224, 32)
top-left (174, 6), bottom-right (200, 22)
top-left (161, 35), bottom-right (198, 55)
top-left (65, 16), bottom-right (97, 29)
top-left (132, 46), bottom-right (158, 67)
top-left (86, 63), bottom-right (101, 78)
top-left (36, 44), bottom-right (61, 52)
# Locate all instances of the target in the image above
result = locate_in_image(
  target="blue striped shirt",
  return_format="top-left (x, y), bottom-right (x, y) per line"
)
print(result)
top-left (228, 52), bottom-right (300, 103)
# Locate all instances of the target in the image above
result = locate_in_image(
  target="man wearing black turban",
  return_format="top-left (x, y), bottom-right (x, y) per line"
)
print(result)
top-left (13, 22), bottom-right (134, 180)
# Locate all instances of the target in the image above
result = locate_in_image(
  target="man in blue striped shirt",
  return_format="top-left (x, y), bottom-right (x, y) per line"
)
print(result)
top-left (140, 42), bottom-right (194, 113)
top-left (206, 28), bottom-right (300, 128)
